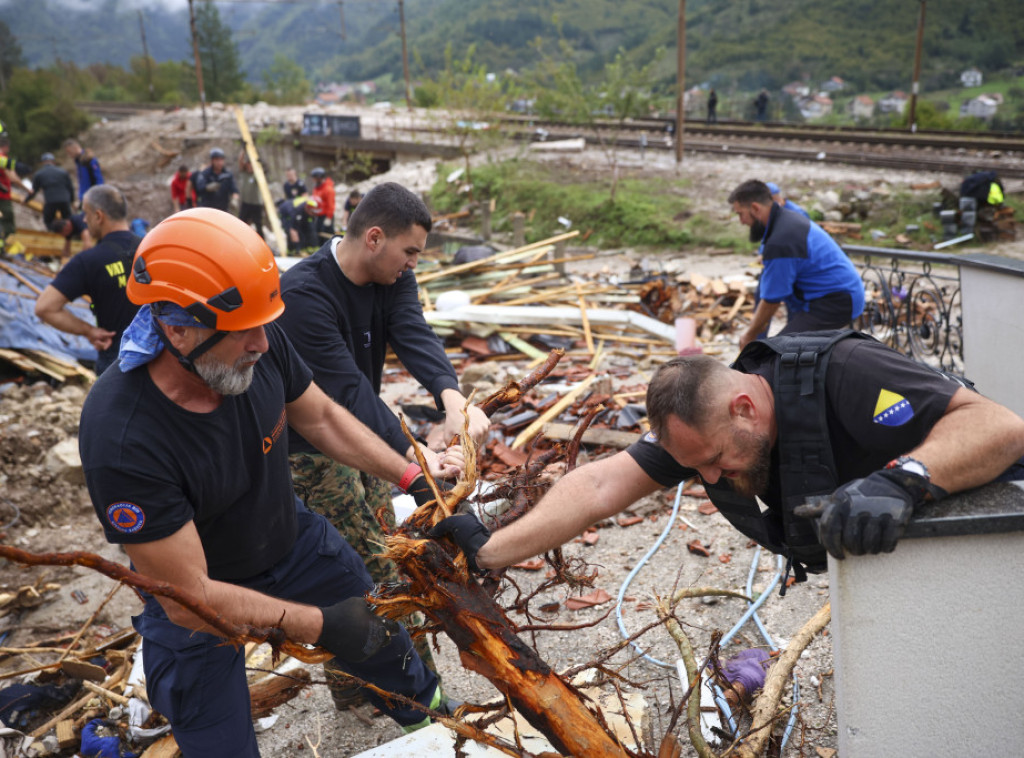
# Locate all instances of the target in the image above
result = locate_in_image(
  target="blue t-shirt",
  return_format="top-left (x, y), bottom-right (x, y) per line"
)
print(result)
top-left (759, 203), bottom-right (865, 316)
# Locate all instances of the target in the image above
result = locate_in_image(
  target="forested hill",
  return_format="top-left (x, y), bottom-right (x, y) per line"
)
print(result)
top-left (2, 0), bottom-right (1022, 94)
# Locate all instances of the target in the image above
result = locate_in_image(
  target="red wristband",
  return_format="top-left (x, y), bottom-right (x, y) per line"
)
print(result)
top-left (399, 462), bottom-right (422, 492)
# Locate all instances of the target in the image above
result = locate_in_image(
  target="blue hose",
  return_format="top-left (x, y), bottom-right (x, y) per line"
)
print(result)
top-left (613, 490), bottom-right (800, 749)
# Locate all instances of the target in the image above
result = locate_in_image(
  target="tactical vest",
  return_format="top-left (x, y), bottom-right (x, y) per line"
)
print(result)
top-left (702, 330), bottom-right (876, 577)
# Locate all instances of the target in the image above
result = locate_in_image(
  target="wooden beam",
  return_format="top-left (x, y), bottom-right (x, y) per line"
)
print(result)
top-left (543, 422), bottom-right (640, 449)
top-left (415, 230), bottom-right (579, 284)
top-left (233, 107), bottom-right (287, 255)
top-left (512, 374), bottom-right (596, 450)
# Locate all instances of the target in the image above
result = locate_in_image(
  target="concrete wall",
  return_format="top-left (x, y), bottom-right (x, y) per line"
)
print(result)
top-left (960, 255), bottom-right (1024, 418)
top-left (829, 485), bottom-right (1024, 756)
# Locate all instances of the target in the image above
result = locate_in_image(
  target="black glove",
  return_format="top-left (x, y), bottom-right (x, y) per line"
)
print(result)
top-left (407, 475), bottom-right (453, 508)
top-left (428, 513), bottom-right (491, 573)
top-left (316, 597), bottom-right (400, 663)
top-left (798, 469), bottom-right (946, 560)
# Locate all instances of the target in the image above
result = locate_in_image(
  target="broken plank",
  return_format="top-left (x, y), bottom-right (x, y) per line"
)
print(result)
top-left (512, 374), bottom-right (596, 450)
top-left (234, 107), bottom-right (287, 255)
top-left (416, 230), bottom-right (579, 284)
top-left (140, 735), bottom-right (181, 758)
top-left (497, 332), bottom-right (547, 360)
top-left (544, 423), bottom-right (641, 449)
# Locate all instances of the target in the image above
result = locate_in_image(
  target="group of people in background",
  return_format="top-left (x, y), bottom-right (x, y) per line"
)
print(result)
top-left (167, 148), bottom-right (359, 256)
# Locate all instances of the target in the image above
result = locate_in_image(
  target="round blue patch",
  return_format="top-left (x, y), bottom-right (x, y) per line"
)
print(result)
top-left (106, 502), bottom-right (145, 534)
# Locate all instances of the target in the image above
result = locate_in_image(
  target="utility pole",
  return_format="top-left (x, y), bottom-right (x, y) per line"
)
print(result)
top-left (188, 0), bottom-right (208, 131)
top-left (908, 0), bottom-right (926, 133)
top-left (337, 1), bottom-right (346, 40)
top-left (675, 0), bottom-right (686, 164)
top-left (398, 0), bottom-right (412, 110)
top-left (137, 10), bottom-right (154, 101)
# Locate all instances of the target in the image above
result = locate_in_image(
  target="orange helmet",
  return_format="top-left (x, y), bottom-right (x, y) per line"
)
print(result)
top-left (127, 207), bottom-right (283, 331)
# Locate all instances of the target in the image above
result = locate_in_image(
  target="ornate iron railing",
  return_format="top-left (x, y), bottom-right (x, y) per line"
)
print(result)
top-left (845, 246), bottom-right (964, 374)
top-left (844, 246), bottom-right (1024, 376)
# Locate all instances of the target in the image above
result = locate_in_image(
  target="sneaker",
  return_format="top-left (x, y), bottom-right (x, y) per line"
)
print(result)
top-left (401, 687), bottom-right (461, 734)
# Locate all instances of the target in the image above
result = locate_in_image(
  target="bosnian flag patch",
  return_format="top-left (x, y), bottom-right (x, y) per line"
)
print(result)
top-left (873, 389), bottom-right (914, 427)
top-left (106, 502), bottom-right (146, 534)
top-left (643, 430), bottom-right (659, 443)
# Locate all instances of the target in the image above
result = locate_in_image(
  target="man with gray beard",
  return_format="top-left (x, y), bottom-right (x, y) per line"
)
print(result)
top-left (78, 208), bottom-right (456, 757)
top-left (431, 331), bottom-right (1024, 589)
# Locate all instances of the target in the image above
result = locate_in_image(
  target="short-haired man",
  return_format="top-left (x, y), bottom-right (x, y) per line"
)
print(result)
top-left (62, 139), bottom-right (104, 205)
top-left (170, 164), bottom-right (196, 212)
top-left (729, 179), bottom-right (865, 348)
top-left (79, 208), bottom-right (454, 757)
top-left (432, 331), bottom-right (1024, 584)
top-left (278, 182), bottom-right (488, 714)
top-left (310, 167), bottom-right (335, 240)
top-left (35, 185), bottom-right (141, 374)
top-left (193, 147), bottom-right (238, 212)
top-left (26, 152), bottom-right (75, 228)
top-left (49, 212), bottom-right (93, 257)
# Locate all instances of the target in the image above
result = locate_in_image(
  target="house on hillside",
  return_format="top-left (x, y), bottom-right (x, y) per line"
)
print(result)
top-left (783, 81), bottom-right (810, 99)
top-left (961, 94), bottom-right (999, 119)
top-left (821, 76), bottom-right (847, 92)
top-left (799, 94), bottom-right (833, 120)
top-left (878, 91), bottom-right (908, 115)
top-left (961, 67), bottom-right (983, 88)
top-left (848, 95), bottom-right (875, 120)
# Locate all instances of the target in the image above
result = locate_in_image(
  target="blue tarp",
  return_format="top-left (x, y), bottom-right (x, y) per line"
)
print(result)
top-left (0, 258), bottom-right (97, 366)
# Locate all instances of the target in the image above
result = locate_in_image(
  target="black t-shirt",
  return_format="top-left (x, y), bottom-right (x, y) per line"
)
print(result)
top-left (79, 323), bottom-right (314, 581)
top-left (627, 339), bottom-right (964, 500)
top-left (51, 231), bottom-right (142, 367)
top-left (283, 179), bottom-right (307, 200)
top-left (278, 240), bottom-right (460, 455)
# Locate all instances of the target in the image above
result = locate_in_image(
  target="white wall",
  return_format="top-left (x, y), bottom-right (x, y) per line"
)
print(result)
top-left (960, 258), bottom-right (1024, 417)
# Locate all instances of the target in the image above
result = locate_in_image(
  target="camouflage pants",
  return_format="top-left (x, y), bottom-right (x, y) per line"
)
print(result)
top-left (289, 452), bottom-right (439, 697)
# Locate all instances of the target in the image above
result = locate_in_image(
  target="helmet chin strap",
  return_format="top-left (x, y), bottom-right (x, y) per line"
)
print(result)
top-left (152, 320), bottom-right (229, 375)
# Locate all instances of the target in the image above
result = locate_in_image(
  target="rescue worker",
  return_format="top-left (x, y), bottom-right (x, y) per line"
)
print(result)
top-left (79, 208), bottom-right (456, 757)
top-left (310, 166), bottom-right (335, 240)
top-left (432, 331), bottom-right (1024, 582)
top-left (194, 147), bottom-right (238, 212)
top-left (277, 182), bottom-right (488, 715)
top-left (170, 164), bottom-right (196, 212)
top-left (0, 134), bottom-right (30, 241)
top-left (63, 139), bottom-right (104, 205)
top-left (35, 185), bottom-right (141, 375)
top-left (729, 179), bottom-right (864, 348)
top-left (26, 152), bottom-right (75, 228)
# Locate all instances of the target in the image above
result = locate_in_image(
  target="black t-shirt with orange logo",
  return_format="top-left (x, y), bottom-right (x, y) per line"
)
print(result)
top-left (80, 323), bottom-right (313, 581)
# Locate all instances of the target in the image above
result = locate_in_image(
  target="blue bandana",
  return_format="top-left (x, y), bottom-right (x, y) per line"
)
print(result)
top-left (118, 303), bottom-right (205, 372)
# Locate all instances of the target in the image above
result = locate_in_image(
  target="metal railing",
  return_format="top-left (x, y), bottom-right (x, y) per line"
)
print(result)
top-left (844, 246), bottom-right (1024, 375)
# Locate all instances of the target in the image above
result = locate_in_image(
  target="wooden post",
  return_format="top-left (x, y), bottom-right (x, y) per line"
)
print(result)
top-left (480, 199), bottom-right (492, 240)
top-left (187, 0), bottom-right (207, 131)
top-left (551, 238), bottom-right (567, 276)
top-left (234, 107), bottom-right (287, 255)
top-left (512, 211), bottom-right (526, 247)
top-left (908, 1), bottom-right (926, 133)
top-left (675, 0), bottom-right (686, 164)
top-left (398, 0), bottom-right (412, 110)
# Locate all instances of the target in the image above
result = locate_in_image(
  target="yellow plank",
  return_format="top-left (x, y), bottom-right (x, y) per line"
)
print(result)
top-left (234, 107), bottom-right (287, 255)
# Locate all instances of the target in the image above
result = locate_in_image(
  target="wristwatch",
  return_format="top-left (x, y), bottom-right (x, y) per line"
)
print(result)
top-left (886, 455), bottom-right (930, 480)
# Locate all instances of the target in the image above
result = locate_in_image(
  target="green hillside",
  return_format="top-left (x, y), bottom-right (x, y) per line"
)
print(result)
top-left (2, 0), bottom-right (1022, 100)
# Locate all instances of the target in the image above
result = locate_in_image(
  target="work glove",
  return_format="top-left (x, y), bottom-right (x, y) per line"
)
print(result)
top-left (407, 474), bottom-right (453, 508)
top-left (316, 596), bottom-right (400, 663)
top-left (795, 468), bottom-right (946, 560)
top-left (428, 513), bottom-right (491, 573)
top-left (204, 181), bottom-right (221, 193)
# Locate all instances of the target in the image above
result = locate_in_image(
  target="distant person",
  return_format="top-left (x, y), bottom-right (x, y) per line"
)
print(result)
top-left (729, 179), bottom-right (864, 348)
top-left (63, 139), bottom-right (104, 206)
top-left (34, 185), bottom-right (141, 374)
top-left (707, 89), bottom-right (718, 124)
top-left (237, 154), bottom-right (263, 233)
top-left (754, 89), bottom-right (769, 122)
top-left (310, 167), bottom-right (335, 240)
top-left (49, 212), bottom-right (93, 257)
top-left (766, 182), bottom-right (809, 218)
top-left (170, 164), bottom-right (196, 212)
top-left (282, 167), bottom-right (307, 200)
top-left (194, 147), bottom-right (238, 213)
top-left (341, 188), bottom-right (362, 230)
top-left (27, 153), bottom-right (75, 228)
top-left (0, 134), bottom-right (30, 240)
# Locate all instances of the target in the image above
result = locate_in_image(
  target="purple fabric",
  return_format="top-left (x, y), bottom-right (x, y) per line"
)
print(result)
top-left (721, 648), bottom-right (771, 693)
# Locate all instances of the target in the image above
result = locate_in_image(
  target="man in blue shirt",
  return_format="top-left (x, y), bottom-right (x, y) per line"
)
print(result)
top-left (729, 179), bottom-right (864, 349)
top-left (766, 182), bottom-right (809, 218)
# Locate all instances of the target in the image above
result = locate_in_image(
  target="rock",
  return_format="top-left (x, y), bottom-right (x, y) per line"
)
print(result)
top-left (44, 437), bottom-right (84, 486)
top-left (823, 210), bottom-right (843, 222)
